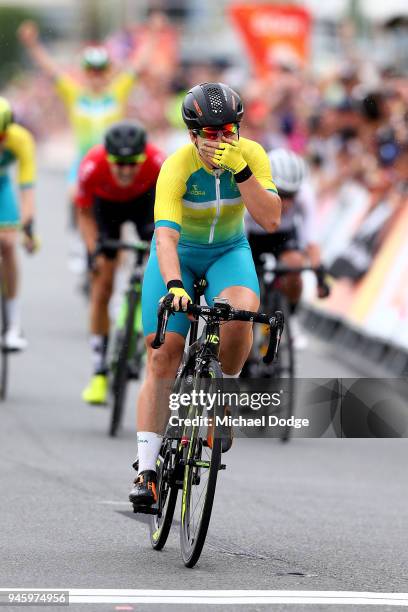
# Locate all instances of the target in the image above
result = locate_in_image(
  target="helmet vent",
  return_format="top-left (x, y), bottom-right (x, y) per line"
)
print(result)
top-left (207, 86), bottom-right (224, 115)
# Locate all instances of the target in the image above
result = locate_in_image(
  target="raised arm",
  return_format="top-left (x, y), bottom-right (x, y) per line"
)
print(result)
top-left (18, 20), bottom-right (61, 80)
top-left (209, 137), bottom-right (281, 233)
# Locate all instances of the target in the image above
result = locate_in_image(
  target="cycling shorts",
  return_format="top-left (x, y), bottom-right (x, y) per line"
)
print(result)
top-left (0, 176), bottom-right (20, 228)
top-left (142, 234), bottom-right (259, 338)
top-left (94, 190), bottom-right (155, 259)
top-left (248, 229), bottom-right (300, 267)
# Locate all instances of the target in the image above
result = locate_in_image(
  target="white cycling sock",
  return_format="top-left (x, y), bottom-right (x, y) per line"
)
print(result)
top-left (137, 431), bottom-right (163, 473)
top-left (6, 298), bottom-right (20, 329)
top-left (223, 371), bottom-right (241, 378)
top-left (90, 334), bottom-right (109, 374)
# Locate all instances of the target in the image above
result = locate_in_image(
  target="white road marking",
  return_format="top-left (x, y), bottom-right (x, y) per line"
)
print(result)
top-left (1, 590), bottom-right (408, 606)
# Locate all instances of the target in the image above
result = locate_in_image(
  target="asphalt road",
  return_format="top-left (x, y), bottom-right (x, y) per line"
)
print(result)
top-left (1, 168), bottom-right (407, 611)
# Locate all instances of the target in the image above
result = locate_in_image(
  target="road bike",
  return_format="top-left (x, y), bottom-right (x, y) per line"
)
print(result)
top-left (243, 254), bottom-right (330, 441)
top-left (91, 239), bottom-right (149, 436)
top-left (133, 279), bottom-right (284, 567)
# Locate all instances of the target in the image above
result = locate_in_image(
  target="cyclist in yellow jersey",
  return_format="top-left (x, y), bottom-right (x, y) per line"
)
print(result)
top-left (0, 98), bottom-right (37, 351)
top-left (18, 20), bottom-right (150, 200)
top-left (130, 83), bottom-right (281, 506)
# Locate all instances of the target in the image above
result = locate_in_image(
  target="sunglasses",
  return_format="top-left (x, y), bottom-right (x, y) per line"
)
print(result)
top-left (194, 123), bottom-right (239, 140)
top-left (107, 153), bottom-right (147, 166)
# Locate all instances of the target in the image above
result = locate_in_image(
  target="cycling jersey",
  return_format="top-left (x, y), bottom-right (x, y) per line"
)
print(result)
top-left (0, 123), bottom-right (36, 187)
top-left (154, 137), bottom-right (278, 245)
top-left (0, 123), bottom-right (36, 228)
top-left (55, 71), bottom-right (135, 158)
top-left (246, 180), bottom-right (317, 250)
top-left (75, 143), bottom-right (165, 209)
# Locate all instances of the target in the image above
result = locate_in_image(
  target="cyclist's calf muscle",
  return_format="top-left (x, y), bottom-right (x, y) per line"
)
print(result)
top-left (136, 332), bottom-right (185, 434)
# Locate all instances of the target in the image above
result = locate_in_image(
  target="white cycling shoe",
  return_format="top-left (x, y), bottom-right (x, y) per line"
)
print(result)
top-left (3, 326), bottom-right (28, 352)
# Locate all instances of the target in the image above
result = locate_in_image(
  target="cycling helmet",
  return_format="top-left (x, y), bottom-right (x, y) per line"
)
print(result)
top-left (268, 148), bottom-right (307, 195)
top-left (104, 121), bottom-right (147, 158)
top-left (0, 97), bottom-right (13, 132)
top-left (82, 46), bottom-right (110, 71)
top-left (182, 82), bottom-right (244, 129)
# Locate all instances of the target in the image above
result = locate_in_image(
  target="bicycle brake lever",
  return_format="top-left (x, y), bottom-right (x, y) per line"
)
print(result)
top-left (151, 295), bottom-right (173, 349)
top-left (263, 311), bottom-right (284, 364)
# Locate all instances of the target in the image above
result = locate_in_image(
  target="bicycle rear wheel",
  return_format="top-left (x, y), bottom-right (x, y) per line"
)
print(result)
top-left (108, 290), bottom-right (138, 437)
top-left (150, 438), bottom-right (180, 550)
top-left (180, 360), bottom-right (223, 567)
top-left (0, 278), bottom-right (8, 401)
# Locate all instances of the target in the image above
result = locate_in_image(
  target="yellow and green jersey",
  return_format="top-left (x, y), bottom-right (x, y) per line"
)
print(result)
top-left (55, 71), bottom-right (135, 157)
top-left (154, 137), bottom-right (278, 245)
top-left (0, 123), bottom-right (36, 188)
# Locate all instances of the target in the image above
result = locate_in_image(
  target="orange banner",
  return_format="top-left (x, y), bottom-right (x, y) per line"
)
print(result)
top-left (229, 4), bottom-right (312, 74)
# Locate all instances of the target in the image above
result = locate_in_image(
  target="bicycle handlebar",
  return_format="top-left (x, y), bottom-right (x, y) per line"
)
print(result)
top-left (262, 262), bottom-right (331, 299)
top-left (151, 298), bottom-right (284, 364)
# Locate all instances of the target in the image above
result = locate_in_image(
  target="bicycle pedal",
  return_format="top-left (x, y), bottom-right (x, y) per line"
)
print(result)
top-left (219, 464), bottom-right (226, 470)
top-left (132, 503), bottom-right (158, 515)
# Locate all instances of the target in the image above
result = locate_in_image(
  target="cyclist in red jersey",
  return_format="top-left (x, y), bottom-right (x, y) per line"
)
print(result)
top-left (76, 121), bottom-right (165, 404)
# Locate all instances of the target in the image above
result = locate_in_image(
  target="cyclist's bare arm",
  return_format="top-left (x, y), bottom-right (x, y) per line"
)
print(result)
top-left (18, 20), bottom-right (61, 80)
top-left (77, 208), bottom-right (98, 255)
top-left (155, 227), bottom-right (182, 285)
top-left (239, 176), bottom-right (281, 232)
top-left (19, 187), bottom-right (35, 227)
top-left (155, 227), bottom-right (191, 313)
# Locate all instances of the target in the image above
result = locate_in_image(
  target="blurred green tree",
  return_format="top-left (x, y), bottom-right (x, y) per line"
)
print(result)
top-left (0, 7), bottom-right (44, 86)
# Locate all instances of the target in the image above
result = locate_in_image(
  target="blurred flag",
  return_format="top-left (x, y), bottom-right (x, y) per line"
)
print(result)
top-left (229, 4), bottom-right (311, 74)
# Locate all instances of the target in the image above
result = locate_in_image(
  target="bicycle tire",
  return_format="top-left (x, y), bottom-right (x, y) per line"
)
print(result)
top-left (150, 439), bottom-right (179, 550)
top-left (0, 278), bottom-right (8, 401)
top-left (108, 289), bottom-right (138, 437)
top-left (180, 359), bottom-right (223, 567)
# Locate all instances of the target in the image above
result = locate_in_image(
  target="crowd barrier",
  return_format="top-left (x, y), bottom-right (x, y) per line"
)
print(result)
top-left (303, 184), bottom-right (408, 375)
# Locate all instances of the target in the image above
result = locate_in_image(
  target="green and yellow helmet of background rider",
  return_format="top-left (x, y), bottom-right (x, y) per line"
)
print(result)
top-left (81, 46), bottom-right (111, 71)
top-left (0, 97), bottom-right (13, 133)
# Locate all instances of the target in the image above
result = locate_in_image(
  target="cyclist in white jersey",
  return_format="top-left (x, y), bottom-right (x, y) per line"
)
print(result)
top-left (246, 148), bottom-right (320, 350)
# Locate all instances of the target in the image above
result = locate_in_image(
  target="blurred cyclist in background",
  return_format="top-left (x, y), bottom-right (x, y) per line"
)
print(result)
top-left (75, 121), bottom-right (165, 405)
top-left (18, 20), bottom-right (152, 203)
top-left (246, 148), bottom-right (320, 350)
top-left (0, 97), bottom-right (37, 351)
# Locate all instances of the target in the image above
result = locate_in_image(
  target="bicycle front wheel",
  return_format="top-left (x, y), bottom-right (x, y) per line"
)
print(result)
top-left (180, 360), bottom-right (223, 567)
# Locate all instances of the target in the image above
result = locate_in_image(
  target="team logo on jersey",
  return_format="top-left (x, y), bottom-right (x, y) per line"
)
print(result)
top-left (188, 184), bottom-right (206, 196)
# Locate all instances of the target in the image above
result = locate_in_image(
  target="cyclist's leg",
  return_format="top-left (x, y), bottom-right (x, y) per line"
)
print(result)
top-left (278, 249), bottom-right (306, 310)
top-left (82, 198), bottom-right (121, 402)
top-left (131, 243), bottom-right (193, 499)
top-left (130, 188), bottom-right (155, 242)
top-left (139, 242), bottom-right (193, 432)
top-left (205, 237), bottom-right (260, 375)
top-left (123, 190), bottom-right (155, 336)
top-left (277, 230), bottom-right (308, 349)
top-left (0, 177), bottom-right (26, 349)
